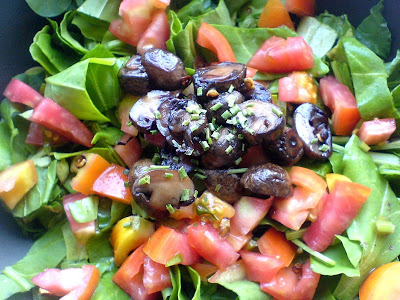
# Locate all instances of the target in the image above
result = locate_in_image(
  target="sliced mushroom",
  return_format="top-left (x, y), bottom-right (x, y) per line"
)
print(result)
top-left (160, 147), bottom-right (196, 174)
top-left (128, 158), bottom-right (154, 186)
top-left (201, 127), bottom-right (244, 169)
top-left (118, 55), bottom-right (151, 95)
top-left (193, 62), bottom-right (246, 102)
top-left (204, 169), bottom-right (243, 203)
top-left (142, 48), bottom-right (191, 91)
top-left (240, 163), bottom-right (292, 197)
top-left (237, 100), bottom-right (285, 145)
top-left (241, 81), bottom-right (272, 103)
top-left (263, 127), bottom-right (304, 167)
top-left (129, 90), bottom-right (177, 133)
top-left (205, 91), bottom-right (245, 125)
top-left (131, 169), bottom-right (195, 218)
top-left (293, 103), bottom-right (332, 160)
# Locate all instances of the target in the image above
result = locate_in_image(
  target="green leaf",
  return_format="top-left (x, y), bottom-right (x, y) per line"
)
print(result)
top-left (68, 196), bottom-right (99, 223)
top-left (61, 222), bottom-right (88, 261)
top-left (91, 270), bottom-right (130, 300)
top-left (333, 135), bottom-right (400, 299)
top-left (87, 229), bottom-right (114, 263)
top-left (220, 280), bottom-right (271, 300)
top-left (91, 126), bottom-right (124, 146)
top-left (386, 50), bottom-right (400, 90)
top-left (317, 12), bottom-right (354, 38)
top-left (77, 0), bottom-right (122, 23)
top-left (26, 0), bottom-right (73, 17)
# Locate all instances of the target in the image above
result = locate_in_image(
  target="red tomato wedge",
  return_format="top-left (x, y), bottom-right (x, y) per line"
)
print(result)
top-left (142, 255), bottom-right (172, 294)
top-left (285, 0), bottom-right (315, 17)
top-left (114, 134), bottom-right (143, 168)
top-left (188, 222), bottom-right (239, 270)
top-left (303, 180), bottom-right (372, 252)
top-left (278, 71), bottom-right (318, 104)
top-left (197, 22), bottom-right (236, 62)
top-left (29, 98), bottom-right (94, 148)
top-left (319, 75), bottom-right (361, 136)
top-left (143, 225), bottom-right (201, 266)
top-left (91, 164), bottom-right (132, 204)
top-left (357, 118), bottom-right (396, 145)
top-left (25, 122), bottom-right (68, 146)
top-left (3, 78), bottom-right (43, 108)
top-left (191, 261), bottom-right (219, 281)
top-left (226, 231), bottom-right (253, 252)
top-left (258, 0), bottom-right (295, 30)
top-left (239, 250), bottom-right (285, 283)
top-left (118, 95), bottom-right (139, 137)
top-left (208, 260), bottom-right (246, 284)
top-left (261, 259), bottom-right (320, 300)
top-left (137, 9), bottom-right (170, 55)
top-left (153, 0), bottom-right (170, 9)
top-left (31, 265), bottom-right (100, 300)
top-left (62, 193), bottom-right (96, 244)
top-left (230, 196), bottom-right (274, 236)
top-left (257, 228), bottom-right (296, 267)
top-left (247, 36), bottom-right (314, 74)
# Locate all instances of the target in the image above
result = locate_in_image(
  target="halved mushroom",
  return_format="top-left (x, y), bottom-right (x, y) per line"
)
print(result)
top-left (128, 158), bottom-right (154, 186)
top-left (193, 62), bottom-right (246, 102)
top-left (293, 103), bottom-right (332, 160)
top-left (240, 81), bottom-right (272, 103)
top-left (118, 55), bottom-right (151, 95)
top-left (129, 90), bottom-right (177, 133)
top-left (205, 91), bottom-right (245, 125)
top-left (263, 127), bottom-right (304, 167)
top-left (142, 48), bottom-right (191, 91)
top-left (131, 169), bottom-right (195, 218)
top-left (204, 169), bottom-right (243, 204)
top-left (237, 100), bottom-right (285, 145)
top-left (160, 147), bottom-right (196, 174)
top-left (240, 163), bottom-right (292, 197)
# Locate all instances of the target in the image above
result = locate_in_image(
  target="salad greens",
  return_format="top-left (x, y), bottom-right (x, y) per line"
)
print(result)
top-left (2, 0), bottom-right (400, 299)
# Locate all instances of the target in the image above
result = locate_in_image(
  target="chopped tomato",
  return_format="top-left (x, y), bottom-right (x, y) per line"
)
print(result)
top-left (195, 191), bottom-right (235, 224)
top-left (278, 71), bottom-right (317, 104)
top-left (137, 9), bottom-right (170, 55)
top-left (230, 196), bottom-right (274, 236)
top-left (144, 225), bottom-right (201, 266)
top-left (188, 222), bottom-right (239, 270)
top-left (285, 0), bottom-right (315, 17)
top-left (239, 250), bottom-right (285, 283)
top-left (257, 228), bottom-right (296, 267)
top-left (92, 164), bottom-right (132, 204)
top-left (70, 153), bottom-right (111, 196)
top-left (261, 259), bottom-right (320, 300)
top-left (208, 260), bottom-right (246, 284)
top-left (63, 193), bottom-right (96, 244)
top-left (289, 166), bottom-right (327, 192)
top-left (25, 122), bottom-right (68, 146)
top-left (359, 261), bottom-right (400, 300)
top-left (3, 78), bottom-right (43, 108)
top-left (153, 0), bottom-right (170, 9)
top-left (0, 159), bottom-right (38, 210)
top-left (31, 265), bottom-right (100, 300)
top-left (325, 173), bottom-right (351, 193)
top-left (169, 202), bottom-right (197, 220)
top-left (246, 66), bottom-right (258, 78)
top-left (118, 95), bottom-right (139, 137)
top-left (357, 118), bottom-right (396, 145)
top-left (303, 180), bottom-right (372, 252)
top-left (238, 145), bottom-right (269, 167)
top-left (196, 22), bottom-right (236, 62)
top-left (247, 36), bottom-right (314, 74)
top-left (258, 0), bottom-right (294, 30)
top-left (319, 76), bottom-right (361, 136)
top-left (144, 132), bottom-right (166, 148)
top-left (114, 134), bottom-right (143, 168)
top-left (191, 261), bottom-right (219, 281)
top-left (142, 255), bottom-right (172, 294)
top-left (29, 98), bottom-right (94, 148)
top-left (226, 231), bottom-right (253, 252)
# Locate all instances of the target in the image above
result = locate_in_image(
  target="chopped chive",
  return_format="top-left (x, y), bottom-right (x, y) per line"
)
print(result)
top-left (211, 131), bottom-right (220, 140)
top-left (228, 84), bottom-right (234, 93)
top-left (246, 127), bottom-right (256, 135)
top-left (234, 157), bottom-right (242, 165)
top-left (311, 138), bottom-right (319, 144)
top-left (161, 154), bottom-right (169, 159)
top-left (147, 165), bottom-right (170, 171)
top-left (230, 104), bottom-right (241, 116)
top-left (180, 188), bottom-right (191, 202)
top-left (197, 87), bottom-right (203, 96)
top-left (152, 153), bottom-right (161, 164)
top-left (242, 143), bottom-right (245, 151)
top-left (191, 159), bottom-right (199, 165)
top-left (138, 174), bottom-right (151, 185)
top-left (271, 106), bottom-right (283, 117)
top-left (285, 228), bottom-right (307, 240)
top-left (212, 117), bottom-right (217, 125)
top-left (246, 103), bottom-right (254, 107)
top-left (238, 133), bottom-right (244, 140)
top-left (225, 146), bottom-right (233, 154)
top-left (178, 166), bottom-right (188, 180)
top-left (195, 168), bottom-right (206, 175)
top-left (186, 104), bottom-right (199, 114)
top-left (318, 144), bottom-right (330, 152)
top-left (225, 133), bottom-right (235, 142)
top-left (166, 204), bottom-right (175, 214)
top-left (215, 184), bottom-right (222, 192)
top-left (201, 141), bottom-right (210, 151)
top-left (226, 118), bottom-right (238, 126)
top-left (205, 128), bottom-right (213, 145)
top-left (150, 129), bottom-right (158, 135)
top-left (246, 108), bottom-right (254, 116)
top-left (221, 110), bottom-right (233, 120)
top-left (211, 102), bottom-right (223, 111)
top-left (165, 172), bottom-right (173, 178)
top-left (185, 148), bottom-right (194, 156)
top-left (126, 120), bottom-right (133, 126)
top-left (193, 190), bottom-right (198, 198)
top-left (124, 181), bottom-right (129, 187)
top-left (123, 168), bottom-right (129, 175)
top-left (194, 173), bottom-right (206, 180)
top-left (226, 94), bottom-right (236, 107)
top-left (375, 218), bottom-right (395, 234)
top-left (173, 156), bottom-right (180, 163)
top-left (193, 150), bottom-right (201, 156)
top-left (182, 119), bottom-right (190, 126)
top-left (237, 112), bottom-right (248, 127)
top-left (291, 239), bottom-right (336, 267)
top-left (154, 110), bottom-right (161, 119)
top-left (190, 124), bottom-right (199, 132)
top-left (227, 168), bottom-right (248, 174)
top-left (209, 122), bottom-right (216, 131)
top-left (172, 140), bottom-right (181, 149)
top-left (359, 141), bottom-right (371, 152)
top-left (190, 114), bottom-right (200, 120)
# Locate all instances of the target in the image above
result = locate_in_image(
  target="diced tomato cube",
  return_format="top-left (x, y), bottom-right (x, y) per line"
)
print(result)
top-left (357, 118), bottom-right (396, 145)
top-left (3, 78), bottom-right (43, 108)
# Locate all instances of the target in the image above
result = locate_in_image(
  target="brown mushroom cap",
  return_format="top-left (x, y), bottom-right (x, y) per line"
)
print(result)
top-left (118, 55), bottom-right (151, 95)
top-left (204, 169), bottom-right (243, 204)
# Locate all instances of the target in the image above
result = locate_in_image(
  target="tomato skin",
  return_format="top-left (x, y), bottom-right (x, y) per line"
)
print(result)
top-left (359, 261), bottom-right (400, 300)
top-left (3, 78), bottom-right (43, 108)
top-left (142, 255), bottom-right (172, 294)
top-left (303, 180), bottom-right (372, 252)
top-left (29, 98), bottom-right (94, 148)
top-left (196, 22), bottom-right (236, 62)
top-left (357, 118), bottom-right (396, 145)
top-left (247, 36), bottom-right (314, 74)
top-left (191, 261), bottom-right (219, 281)
top-left (114, 134), bottom-right (143, 168)
top-left (208, 260), bottom-right (246, 284)
top-left (319, 76), bottom-right (361, 136)
top-left (91, 164), bottom-right (133, 204)
top-left (137, 9), bottom-right (170, 55)
top-left (285, 0), bottom-right (315, 17)
top-left (187, 222), bottom-right (239, 270)
top-left (258, 0), bottom-right (294, 30)
top-left (278, 71), bottom-right (317, 104)
top-left (25, 122), bottom-right (68, 146)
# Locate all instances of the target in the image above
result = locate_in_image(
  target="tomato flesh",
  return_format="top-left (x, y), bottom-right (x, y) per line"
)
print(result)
top-left (114, 134), bottom-right (143, 168)
top-left (285, 0), bottom-right (315, 17)
top-left (278, 71), bottom-right (317, 104)
top-left (142, 255), bottom-right (172, 294)
top-left (357, 118), bottom-right (396, 145)
top-left (3, 78), bottom-right (43, 108)
top-left (258, 0), bottom-right (294, 30)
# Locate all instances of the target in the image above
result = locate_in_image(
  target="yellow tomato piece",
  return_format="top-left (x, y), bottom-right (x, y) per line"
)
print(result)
top-left (325, 173), bottom-right (352, 192)
top-left (110, 215), bottom-right (155, 266)
top-left (0, 160), bottom-right (38, 209)
top-left (195, 191), bottom-right (235, 224)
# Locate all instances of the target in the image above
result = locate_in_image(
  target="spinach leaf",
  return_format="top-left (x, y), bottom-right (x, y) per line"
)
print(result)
top-left (68, 196), bottom-right (99, 223)
top-left (354, 0), bottom-right (391, 60)
top-left (87, 229), bottom-right (114, 263)
top-left (0, 221), bottom-right (66, 299)
top-left (61, 222), bottom-right (88, 261)
top-left (220, 280), bottom-right (271, 299)
top-left (168, 20), bottom-right (198, 68)
top-left (72, 13), bottom-right (110, 43)
top-left (386, 50), bottom-right (400, 90)
top-left (58, 11), bottom-right (89, 55)
top-left (224, 0), bottom-right (249, 15)
top-left (333, 135), bottom-right (400, 299)
top-left (91, 269), bottom-right (130, 300)
top-left (77, 0), bottom-right (122, 23)
top-left (25, 0), bottom-right (73, 17)
top-left (52, 147), bottom-right (121, 164)
top-left (317, 12), bottom-right (354, 38)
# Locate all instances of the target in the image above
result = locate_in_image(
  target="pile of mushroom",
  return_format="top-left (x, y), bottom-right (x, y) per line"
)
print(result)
top-left (120, 48), bottom-right (332, 218)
